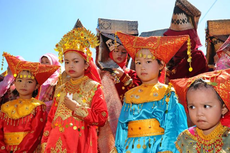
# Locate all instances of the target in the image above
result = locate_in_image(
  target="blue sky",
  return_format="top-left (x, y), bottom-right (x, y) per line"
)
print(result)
top-left (0, 0), bottom-right (229, 72)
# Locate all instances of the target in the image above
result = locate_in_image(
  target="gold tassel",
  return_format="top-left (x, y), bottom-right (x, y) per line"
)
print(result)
top-left (187, 36), bottom-right (193, 72)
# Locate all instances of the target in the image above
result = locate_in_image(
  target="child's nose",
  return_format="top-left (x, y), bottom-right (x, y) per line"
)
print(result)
top-left (196, 108), bottom-right (204, 116)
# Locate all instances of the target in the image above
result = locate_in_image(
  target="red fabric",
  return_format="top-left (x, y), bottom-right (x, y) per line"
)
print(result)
top-left (0, 103), bottom-right (46, 153)
top-left (117, 32), bottom-right (189, 64)
top-left (164, 29), bottom-right (208, 79)
top-left (109, 51), bottom-right (128, 69)
top-left (41, 83), bottom-right (108, 153)
top-left (3, 52), bottom-right (60, 85)
top-left (114, 69), bottom-right (142, 104)
top-left (65, 50), bottom-right (101, 84)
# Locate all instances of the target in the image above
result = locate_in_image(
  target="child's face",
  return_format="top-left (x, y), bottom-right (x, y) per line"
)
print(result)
top-left (64, 52), bottom-right (88, 80)
top-left (112, 45), bottom-right (127, 64)
top-left (187, 87), bottom-right (226, 135)
top-left (135, 49), bottom-right (163, 84)
top-left (41, 57), bottom-right (51, 65)
top-left (15, 71), bottom-right (38, 99)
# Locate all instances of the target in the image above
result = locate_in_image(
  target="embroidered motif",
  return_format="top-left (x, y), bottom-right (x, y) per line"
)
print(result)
top-left (53, 76), bottom-right (98, 121)
top-left (50, 138), bottom-right (67, 153)
top-left (43, 131), bottom-right (49, 137)
top-left (101, 111), bottom-right (107, 117)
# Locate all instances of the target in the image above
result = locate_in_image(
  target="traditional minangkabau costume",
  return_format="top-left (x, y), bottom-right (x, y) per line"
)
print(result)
top-left (96, 19), bottom-right (141, 153)
top-left (0, 52), bottom-right (60, 153)
top-left (96, 18), bottom-right (141, 104)
top-left (111, 32), bottom-right (189, 153)
top-left (215, 36), bottom-right (230, 70)
top-left (164, 0), bottom-right (208, 79)
top-left (170, 69), bottom-right (230, 153)
top-left (41, 27), bottom-right (108, 153)
top-left (38, 53), bottom-right (61, 113)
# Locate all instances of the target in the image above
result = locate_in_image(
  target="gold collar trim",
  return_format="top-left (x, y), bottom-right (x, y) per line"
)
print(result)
top-left (1, 98), bottom-right (45, 119)
top-left (125, 83), bottom-right (171, 104)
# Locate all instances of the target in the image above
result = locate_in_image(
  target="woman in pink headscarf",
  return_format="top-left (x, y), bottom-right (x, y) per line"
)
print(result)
top-left (0, 55), bottom-right (24, 107)
top-left (38, 53), bottom-right (61, 112)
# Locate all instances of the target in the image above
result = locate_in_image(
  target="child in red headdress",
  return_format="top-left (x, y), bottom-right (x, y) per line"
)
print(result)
top-left (41, 27), bottom-right (108, 153)
top-left (0, 52), bottom-right (60, 153)
top-left (110, 32), bottom-right (189, 153)
top-left (171, 69), bottom-right (230, 153)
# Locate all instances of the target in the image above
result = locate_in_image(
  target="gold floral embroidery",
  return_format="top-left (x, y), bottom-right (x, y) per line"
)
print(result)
top-left (53, 76), bottom-right (98, 121)
top-left (50, 138), bottom-right (67, 153)
top-left (101, 111), bottom-right (107, 117)
top-left (43, 131), bottom-right (49, 137)
top-left (74, 107), bottom-right (89, 118)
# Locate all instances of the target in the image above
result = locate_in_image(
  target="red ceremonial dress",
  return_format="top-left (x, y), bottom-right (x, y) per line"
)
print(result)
top-left (41, 76), bottom-right (108, 153)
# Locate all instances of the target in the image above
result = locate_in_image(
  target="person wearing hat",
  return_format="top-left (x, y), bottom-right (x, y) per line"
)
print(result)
top-left (41, 27), bottom-right (108, 153)
top-left (164, 0), bottom-right (208, 80)
top-left (111, 32), bottom-right (189, 153)
top-left (170, 69), bottom-right (230, 152)
top-left (0, 56), bottom-right (25, 107)
top-left (0, 52), bottom-right (60, 153)
top-left (215, 36), bottom-right (230, 70)
top-left (102, 34), bottom-right (142, 104)
top-left (38, 53), bottom-right (61, 113)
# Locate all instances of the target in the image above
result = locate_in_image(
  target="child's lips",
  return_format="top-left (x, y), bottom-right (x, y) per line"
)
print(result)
top-left (141, 72), bottom-right (148, 75)
top-left (20, 89), bottom-right (27, 91)
top-left (197, 119), bottom-right (206, 123)
top-left (68, 70), bottom-right (75, 73)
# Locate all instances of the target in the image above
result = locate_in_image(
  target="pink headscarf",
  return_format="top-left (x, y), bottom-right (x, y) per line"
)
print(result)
top-left (0, 56), bottom-right (25, 97)
top-left (38, 53), bottom-right (61, 101)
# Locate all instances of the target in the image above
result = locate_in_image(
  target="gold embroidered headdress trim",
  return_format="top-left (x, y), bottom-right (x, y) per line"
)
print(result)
top-left (55, 27), bottom-right (99, 63)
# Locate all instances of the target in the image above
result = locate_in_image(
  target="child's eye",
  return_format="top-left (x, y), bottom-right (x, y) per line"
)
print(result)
top-left (74, 61), bottom-right (79, 63)
top-left (204, 105), bottom-right (211, 109)
top-left (16, 79), bottom-right (22, 82)
top-left (147, 60), bottom-right (152, 63)
top-left (122, 52), bottom-right (127, 54)
top-left (65, 61), bottom-right (69, 64)
top-left (135, 61), bottom-right (141, 65)
top-left (188, 105), bottom-right (195, 109)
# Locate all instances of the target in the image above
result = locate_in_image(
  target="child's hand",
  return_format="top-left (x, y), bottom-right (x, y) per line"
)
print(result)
top-left (64, 93), bottom-right (81, 111)
top-left (112, 68), bottom-right (124, 78)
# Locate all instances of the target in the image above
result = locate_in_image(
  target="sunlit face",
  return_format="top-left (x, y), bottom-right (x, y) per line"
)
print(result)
top-left (135, 49), bottom-right (163, 84)
top-left (41, 56), bottom-right (51, 65)
top-left (15, 71), bottom-right (38, 99)
top-left (187, 87), bottom-right (227, 135)
top-left (112, 45), bottom-right (127, 64)
top-left (64, 52), bottom-right (88, 80)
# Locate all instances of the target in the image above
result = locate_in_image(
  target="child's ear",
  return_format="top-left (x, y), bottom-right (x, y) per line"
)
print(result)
top-left (159, 61), bottom-right (165, 71)
top-left (222, 104), bottom-right (228, 116)
top-left (84, 62), bottom-right (89, 70)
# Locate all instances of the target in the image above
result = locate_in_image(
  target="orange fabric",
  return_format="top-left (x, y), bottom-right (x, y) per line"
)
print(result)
top-left (3, 52), bottom-right (60, 85)
top-left (116, 32), bottom-right (189, 64)
top-left (170, 69), bottom-right (230, 125)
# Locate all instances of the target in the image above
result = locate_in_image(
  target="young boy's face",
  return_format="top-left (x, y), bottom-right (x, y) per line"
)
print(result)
top-left (187, 87), bottom-right (225, 135)
top-left (64, 52), bottom-right (88, 80)
top-left (15, 71), bottom-right (38, 99)
top-left (135, 49), bottom-right (163, 84)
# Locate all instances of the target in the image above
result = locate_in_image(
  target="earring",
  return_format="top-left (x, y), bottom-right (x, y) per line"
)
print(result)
top-left (222, 115), bottom-right (225, 118)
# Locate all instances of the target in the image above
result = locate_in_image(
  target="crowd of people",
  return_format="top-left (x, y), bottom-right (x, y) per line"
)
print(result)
top-left (0, 0), bottom-right (230, 152)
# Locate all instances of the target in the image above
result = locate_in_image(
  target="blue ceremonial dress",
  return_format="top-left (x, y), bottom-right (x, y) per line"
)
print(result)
top-left (114, 83), bottom-right (188, 153)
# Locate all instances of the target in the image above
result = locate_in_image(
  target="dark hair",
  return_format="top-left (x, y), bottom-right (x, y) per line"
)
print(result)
top-left (156, 59), bottom-right (164, 77)
top-left (187, 79), bottom-right (224, 105)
